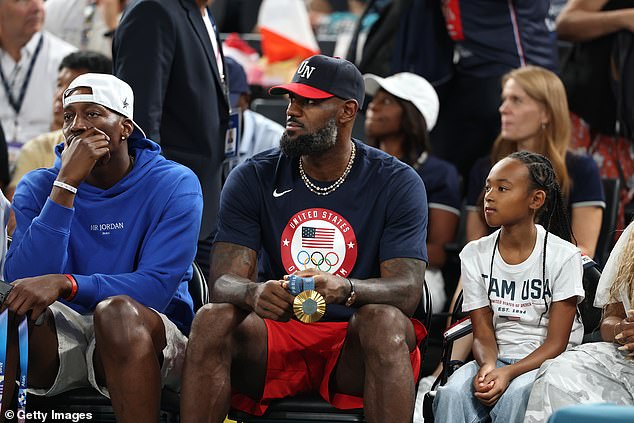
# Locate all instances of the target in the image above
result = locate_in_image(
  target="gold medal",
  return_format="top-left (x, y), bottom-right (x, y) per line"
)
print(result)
top-left (293, 290), bottom-right (326, 323)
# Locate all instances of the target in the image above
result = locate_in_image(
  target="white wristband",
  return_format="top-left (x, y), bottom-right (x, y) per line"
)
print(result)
top-left (53, 180), bottom-right (78, 195)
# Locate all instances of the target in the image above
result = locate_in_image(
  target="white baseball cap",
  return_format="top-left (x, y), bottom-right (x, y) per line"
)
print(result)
top-left (63, 73), bottom-right (146, 138)
top-left (363, 72), bottom-right (440, 131)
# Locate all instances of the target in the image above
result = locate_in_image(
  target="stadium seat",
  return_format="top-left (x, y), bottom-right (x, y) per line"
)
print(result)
top-left (548, 403), bottom-right (634, 423)
top-left (251, 98), bottom-right (289, 127)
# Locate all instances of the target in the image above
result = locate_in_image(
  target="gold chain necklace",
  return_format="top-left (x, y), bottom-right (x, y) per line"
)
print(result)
top-left (298, 142), bottom-right (356, 196)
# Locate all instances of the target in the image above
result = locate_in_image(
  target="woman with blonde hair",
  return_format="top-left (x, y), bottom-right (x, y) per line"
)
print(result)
top-left (523, 219), bottom-right (634, 422)
top-left (466, 65), bottom-right (604, 257)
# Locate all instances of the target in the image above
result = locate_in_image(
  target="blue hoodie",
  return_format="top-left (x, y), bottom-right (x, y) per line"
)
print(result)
top-left (5, 134), bottom-right (203, 335)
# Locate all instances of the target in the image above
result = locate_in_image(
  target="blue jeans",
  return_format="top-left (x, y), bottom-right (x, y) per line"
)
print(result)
top-left (432, 359), bottom-right (538, 423)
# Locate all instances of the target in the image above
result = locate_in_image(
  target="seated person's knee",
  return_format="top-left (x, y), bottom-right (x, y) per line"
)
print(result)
top-left (94, 295), bottom-right (138, 327)
top-left (194, 302), bottom-right (240, 324)
top-left (94, 295), bottom-right (146, 344)
top-left (191, 302), bottom-right (245, 337)
top-left (350, 304), bottom-right (412, 351)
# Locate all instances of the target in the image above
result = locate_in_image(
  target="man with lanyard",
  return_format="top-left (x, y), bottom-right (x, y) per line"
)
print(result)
top-left (0, 0), bottom-right (76, 168)
top-left (223, 56), bottom-right (283, 166)
top-left (1, 74), bottom-right (202, 422)
top-left (181, 55), bottom-right (429, 422)
top-left (44, 0), bottom-right (126, 58)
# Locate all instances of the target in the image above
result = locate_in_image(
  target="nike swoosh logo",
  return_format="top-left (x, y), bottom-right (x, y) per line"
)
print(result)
top-left (273, 188), bottom-right (293, 198)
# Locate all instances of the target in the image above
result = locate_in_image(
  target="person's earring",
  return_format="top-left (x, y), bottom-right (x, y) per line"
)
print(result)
top-left (121, 136), bottom-right (126, 141)
top-left (541, 122), bottom-right (547, 130)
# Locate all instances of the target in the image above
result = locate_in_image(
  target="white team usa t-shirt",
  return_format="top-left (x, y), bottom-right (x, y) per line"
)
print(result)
top-left (460, 225), bottom-right (585, 359)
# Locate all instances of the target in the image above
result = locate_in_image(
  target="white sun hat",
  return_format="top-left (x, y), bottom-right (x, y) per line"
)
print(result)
top-left (364, 72), bottom-right (440, 131)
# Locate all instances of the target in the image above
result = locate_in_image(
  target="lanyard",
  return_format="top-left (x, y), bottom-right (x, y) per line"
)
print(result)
top-left (0, 310), bottom-right (29, 421)
top-left (0, 33), bottom-right (44, 115)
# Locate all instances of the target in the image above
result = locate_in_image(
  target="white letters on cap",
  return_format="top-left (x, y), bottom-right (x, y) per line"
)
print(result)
top-left (297, 61), bottom-right (315, 79)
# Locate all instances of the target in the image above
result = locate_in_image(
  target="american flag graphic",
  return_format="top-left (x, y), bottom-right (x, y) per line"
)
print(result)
top-left (302, 226), bottom-right (335, 249)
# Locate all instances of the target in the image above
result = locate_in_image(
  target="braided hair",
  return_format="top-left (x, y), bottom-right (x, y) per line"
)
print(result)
top-left (507, 151), bottom-right (575, 324)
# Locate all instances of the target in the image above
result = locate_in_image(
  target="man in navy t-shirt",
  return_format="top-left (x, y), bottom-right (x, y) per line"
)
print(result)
top-left (181, 55), bottom-right (429, 421)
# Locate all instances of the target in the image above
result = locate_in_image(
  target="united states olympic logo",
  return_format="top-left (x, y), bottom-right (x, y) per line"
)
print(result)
top-left (280, 208), bottom-right (357, 277)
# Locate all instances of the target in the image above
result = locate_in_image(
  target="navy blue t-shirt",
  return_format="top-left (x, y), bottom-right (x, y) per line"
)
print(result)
top-left (442, 0), bottom-right (557, 77)
top-left (466, 152), bottom-right (605, 211)
top-left (417, 154), bottom-right (461, 216)
top-left (215, 140), bottom-right (429, 321)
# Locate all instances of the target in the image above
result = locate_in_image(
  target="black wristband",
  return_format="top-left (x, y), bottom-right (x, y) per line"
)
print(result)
top-left (345, 278), bottom-right (356, 307)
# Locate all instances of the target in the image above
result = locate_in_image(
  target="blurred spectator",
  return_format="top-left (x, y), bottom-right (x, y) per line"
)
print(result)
top-left (311, 0), bottom-right (370, 57)
top-left (466, 66), bottom-right (604, 258)
top-left (363, 72), bottom-right (460, 313)
top-left (114, 0), bottom-right (230, 275)
top-left (6, 51), bottom-right (112, 202)
top-left (0, 0), bottom-right (76, 167)
top-left (225, 57), bottom-right (283, 165)
top-left (211, 0), bottom-right (262, 33)
top-left (345, 0), bottom-right (452, 83)
top-left (345, 0), bottom-right (407, 77)
top-left (309, 0), bottom-right (365, 32)
top-left (44, 0), bottom-right (127, 58)
top-left (547, 0), bottom-right (568, 33)
top-left (0, 125), bottom-right (9, 191)
top-left (431, 0), bottom-right (557, 185)
top-left (557, 0), bottom-right (634, 232)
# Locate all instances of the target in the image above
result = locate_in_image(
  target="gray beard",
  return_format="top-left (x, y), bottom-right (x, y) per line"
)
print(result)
top-left (280, 118), bottom-right (338, 157)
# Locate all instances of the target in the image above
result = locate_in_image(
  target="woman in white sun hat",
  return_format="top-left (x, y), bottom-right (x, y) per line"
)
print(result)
top-left (364, 72), bottom-right (461, 314)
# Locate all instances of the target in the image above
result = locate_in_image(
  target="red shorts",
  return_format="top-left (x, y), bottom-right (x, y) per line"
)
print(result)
top-left (231, 317), bottom-right (427, 416)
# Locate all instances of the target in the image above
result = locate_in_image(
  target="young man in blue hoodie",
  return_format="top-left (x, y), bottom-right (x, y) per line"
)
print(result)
top-left (2, 74), bottom-right (203, 422)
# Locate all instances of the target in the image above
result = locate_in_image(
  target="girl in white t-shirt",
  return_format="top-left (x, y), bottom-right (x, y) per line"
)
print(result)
top-left (433, 151), bottom-right (585, 423)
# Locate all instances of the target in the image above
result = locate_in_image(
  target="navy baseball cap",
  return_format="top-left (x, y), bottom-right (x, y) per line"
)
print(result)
top-left (225, 57), bottom-right (250, 109)
top-left (269, 55), bottom-right (365, 106)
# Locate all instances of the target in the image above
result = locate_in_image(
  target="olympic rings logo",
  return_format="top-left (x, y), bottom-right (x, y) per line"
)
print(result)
top-left (296, 250), bottom-right (340, 271)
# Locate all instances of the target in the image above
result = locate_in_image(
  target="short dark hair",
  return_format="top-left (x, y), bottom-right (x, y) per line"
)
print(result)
top-left (59, 51), bottom-right (112, 74)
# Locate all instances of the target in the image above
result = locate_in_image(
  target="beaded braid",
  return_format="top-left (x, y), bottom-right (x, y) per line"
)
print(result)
top-left (507, 151), bottom-right (574, 325)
